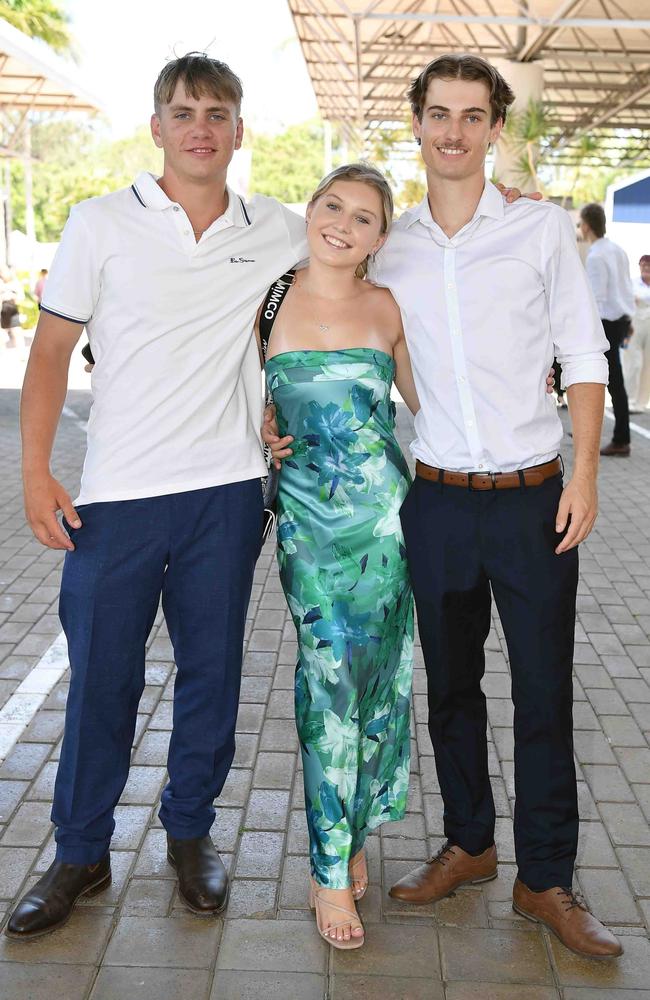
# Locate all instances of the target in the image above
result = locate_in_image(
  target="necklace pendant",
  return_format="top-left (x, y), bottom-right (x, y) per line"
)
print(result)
top-left (319, 323), bottom-right (330, 332)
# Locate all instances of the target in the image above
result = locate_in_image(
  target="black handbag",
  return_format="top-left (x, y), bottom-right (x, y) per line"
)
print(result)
top-left (259, 269), bottom-right (295, 548)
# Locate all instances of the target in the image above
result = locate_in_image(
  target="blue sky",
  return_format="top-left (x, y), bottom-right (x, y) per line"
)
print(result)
top-left (64, 0), bottom-right (318, 135)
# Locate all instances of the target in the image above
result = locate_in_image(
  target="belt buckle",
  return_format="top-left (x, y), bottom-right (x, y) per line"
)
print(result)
top-left (468, 471), bottom-right (497, 491)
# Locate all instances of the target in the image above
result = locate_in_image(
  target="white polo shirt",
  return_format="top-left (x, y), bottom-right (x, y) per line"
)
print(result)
top-left (42, 172), bottom-right (307, 505)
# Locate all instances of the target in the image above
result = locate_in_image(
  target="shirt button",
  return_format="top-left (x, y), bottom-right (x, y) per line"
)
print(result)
top-left (467, 420), bottom-right (474, 428)
top-left (478, 464), bottom-right (484, 469)
top-left (447, 282), bottom-right (454, 289)
top-left (183, 229), bottom-right (190, 235)
top-left (458, 375), bottom-right (466, 383)
top-left (173, 206), bottom-right (180, 212)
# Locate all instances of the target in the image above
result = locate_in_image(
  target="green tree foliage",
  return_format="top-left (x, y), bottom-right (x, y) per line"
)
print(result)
top-left (0, 0), bottom-right (74, 55)
top-left (249, 119), bottom-right (325, 203)
top-left (10, 120), bottom-right (162, 241)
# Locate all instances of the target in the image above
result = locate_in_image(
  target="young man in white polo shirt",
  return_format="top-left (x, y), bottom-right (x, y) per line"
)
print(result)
top-left (9, 53), bottom-right (306, 938)
top-left (371, 54), bottom-right (621, 960)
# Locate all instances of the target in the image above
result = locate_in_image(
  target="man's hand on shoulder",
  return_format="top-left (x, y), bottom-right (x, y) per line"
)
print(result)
top-left (24, 472), bottom-right (81, 550)
top-left (554, 472), bottom-right (598, 554)
top-left (495, 182), bottom-right (543, 204)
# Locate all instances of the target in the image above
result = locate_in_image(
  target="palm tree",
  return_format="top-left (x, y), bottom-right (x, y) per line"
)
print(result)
top-left (0, 0), bottom-right (73, 56)
top-left (502, 98), bottom-right (550, 191)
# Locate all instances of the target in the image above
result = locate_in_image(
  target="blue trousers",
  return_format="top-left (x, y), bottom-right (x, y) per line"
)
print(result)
top-left (401, 471), bottom-right (579, 891)
top-left (52, 481), bottom-right (262, 864)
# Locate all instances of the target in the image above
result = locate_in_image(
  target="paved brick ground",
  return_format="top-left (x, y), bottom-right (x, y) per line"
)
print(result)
top-left (0, 382), bottom-right (649, 999)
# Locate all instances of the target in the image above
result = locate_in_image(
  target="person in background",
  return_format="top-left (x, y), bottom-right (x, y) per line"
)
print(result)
top-left (33, 268), bottom-right (48, 305)
top-left (624, 254), bottom-right (650, 412)
top-left (0, 265), bottom-right (23, 348)
top-left (579, 203), bottom-right (635, 456)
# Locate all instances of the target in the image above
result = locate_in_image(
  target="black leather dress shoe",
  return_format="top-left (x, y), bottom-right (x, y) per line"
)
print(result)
top-left (167, 835), bottom-right (229, 914)
top-left (5, 855), bottom-right (111, 939)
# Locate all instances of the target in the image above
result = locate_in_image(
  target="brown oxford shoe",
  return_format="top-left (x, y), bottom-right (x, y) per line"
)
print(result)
top-left (512, 878), bottom-right (623, 959)
top-left (5, 855), bottom-right (111, 939)
top-left (389, 840), bottom-right (498, 904)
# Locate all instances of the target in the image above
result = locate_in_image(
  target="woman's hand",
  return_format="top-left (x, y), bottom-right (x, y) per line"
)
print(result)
top-left (262, 404), bottom-right (294, 470)
top-left (546, 367), bottom-right (555, 393)
top-left (495, 182), bottom-right (543, 203)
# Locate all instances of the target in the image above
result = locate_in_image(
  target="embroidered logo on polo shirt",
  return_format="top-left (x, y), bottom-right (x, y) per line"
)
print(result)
top-left (230, 257), bottom-right (255, 263)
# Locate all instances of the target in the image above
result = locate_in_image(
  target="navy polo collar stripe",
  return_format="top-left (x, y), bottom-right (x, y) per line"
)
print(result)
top-left (131, 184), bottom-right (146, 208)
top-left (238, 196), bottom-right (251, 226)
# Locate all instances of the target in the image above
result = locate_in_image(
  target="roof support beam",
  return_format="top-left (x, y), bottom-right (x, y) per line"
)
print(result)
top-left (517, 0), bottom-right (586, 61)
top-left (361, 11), bottom-right (650, 30)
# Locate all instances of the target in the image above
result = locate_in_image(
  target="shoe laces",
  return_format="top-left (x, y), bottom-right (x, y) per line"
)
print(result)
top-left (428, 840), bottom-right (457, 866)
top-left (557, 887), bottom-right (588, 912)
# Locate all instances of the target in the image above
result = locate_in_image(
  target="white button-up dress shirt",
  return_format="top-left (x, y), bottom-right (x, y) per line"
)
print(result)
top-left (585, 237), bottom-right (635, 322)
top-left (371, 182), bottom-right (608, 474)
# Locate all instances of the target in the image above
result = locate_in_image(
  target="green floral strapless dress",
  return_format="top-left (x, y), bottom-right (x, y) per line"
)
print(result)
top-left (265, 348), bottom-right (414, 889)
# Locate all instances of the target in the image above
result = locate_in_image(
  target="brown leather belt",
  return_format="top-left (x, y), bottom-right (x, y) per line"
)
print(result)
top-left (415, 457), bottom-right (562, 490)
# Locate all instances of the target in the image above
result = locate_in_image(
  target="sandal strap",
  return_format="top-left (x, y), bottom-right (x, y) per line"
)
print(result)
top-left (311, 882), bottom-right (364, 931)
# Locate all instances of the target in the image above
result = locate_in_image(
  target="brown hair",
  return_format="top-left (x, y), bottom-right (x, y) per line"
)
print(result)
top-left (580, 203), bottom-right (606, 239)
top-left (408, 53), bottom-right (515, 126)
top-left (639, 255), bottom-right (650, 265)
top-left (153, 52), bottom-right (243, 115)
top-left (309, 162), bottom-right (394, 278)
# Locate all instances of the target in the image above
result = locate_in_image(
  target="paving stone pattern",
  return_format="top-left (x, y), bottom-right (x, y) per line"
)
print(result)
top-left (0, 387), bottom-right (649, 999)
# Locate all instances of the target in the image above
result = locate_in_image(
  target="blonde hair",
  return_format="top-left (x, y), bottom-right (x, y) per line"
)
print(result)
top-left (309, 162), bottom-right (394, 278)
top-left (153, 53), bottom-right (243, 115)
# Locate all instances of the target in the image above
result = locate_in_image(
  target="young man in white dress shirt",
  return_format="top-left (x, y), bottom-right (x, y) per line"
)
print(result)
top-left (580, 202), bottom-right (635, 456)
top-left (8, 53), bottom-right (306, 939)
top-left (375, 55), bottom-right (621, 959)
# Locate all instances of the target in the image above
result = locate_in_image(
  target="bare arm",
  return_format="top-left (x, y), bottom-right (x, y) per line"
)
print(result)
top-left (393, 332), bottom-right (420, 415)
top-left (21, 312), bottom-right (84, 549)
top-left (554, 381), bottom-right (605, 554)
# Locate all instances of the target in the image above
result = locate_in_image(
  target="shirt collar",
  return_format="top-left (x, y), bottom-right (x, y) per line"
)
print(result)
top-left (406, 179), bottom-right (505, 231)
top-left (130, 172), bottom-right (251, 227)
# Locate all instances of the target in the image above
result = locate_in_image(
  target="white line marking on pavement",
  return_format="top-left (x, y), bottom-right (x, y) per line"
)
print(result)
top-left (61, 404), bottom-right (87, 432)
top-left (604, 410), bottom-right (650, 441)
top-left (0, 631), bottom-right (68, 761)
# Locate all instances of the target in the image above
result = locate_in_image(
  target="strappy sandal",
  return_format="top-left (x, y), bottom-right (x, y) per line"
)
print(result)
top-left (349, 851), bottom-right (369, 900)
top-left (308, 877), bottom-right (365, 950)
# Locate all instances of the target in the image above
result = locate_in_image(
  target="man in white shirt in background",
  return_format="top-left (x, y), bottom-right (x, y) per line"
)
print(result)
top-left (625, 253), bottom-right (650, 412)
top-left (580, 202), bottom-right (635, 456)
top-left (374, 54), bottom-right (621, 960)
top-left (8, 53), bottom-right (306, 939)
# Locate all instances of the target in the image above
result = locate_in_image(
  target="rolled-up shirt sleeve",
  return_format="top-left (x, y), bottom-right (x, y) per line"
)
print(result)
top-left (40, 205), bottom-right (99, 325)
top-left (542, 207), bottom-right (609, 388)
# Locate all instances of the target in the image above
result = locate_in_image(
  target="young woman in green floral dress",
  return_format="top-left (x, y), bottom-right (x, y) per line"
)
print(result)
top-left (257, 164), bottom-right (421, 950)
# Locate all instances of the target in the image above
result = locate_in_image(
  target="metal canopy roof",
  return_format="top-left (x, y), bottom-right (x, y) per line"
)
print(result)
top-left (0, 17), bottom-right (102, 116)
top-left (287, 1), bottom-right (650, 166)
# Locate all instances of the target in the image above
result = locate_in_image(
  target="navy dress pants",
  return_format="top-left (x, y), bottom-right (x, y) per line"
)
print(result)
top-left (52, 481), bottom-right (262, 864)
top-left (401, 472), bottom-right (579, 891)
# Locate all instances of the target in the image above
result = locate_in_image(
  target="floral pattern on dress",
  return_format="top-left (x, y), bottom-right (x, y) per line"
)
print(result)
top-left (265, 348), bottom-right (414, 888)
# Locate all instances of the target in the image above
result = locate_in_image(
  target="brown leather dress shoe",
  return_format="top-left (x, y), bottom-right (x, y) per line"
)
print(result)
top-left (512, 879), bottom-right (623, 959)
top-left (600, 441), bottom-right (630, 456)
top-left (5, 855), bottom-right (111, 939)
top-left (389, 841), bottom-right (498, 904)
top-left (167, 834), bottom-right (229, 914)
